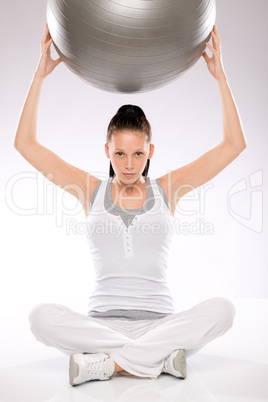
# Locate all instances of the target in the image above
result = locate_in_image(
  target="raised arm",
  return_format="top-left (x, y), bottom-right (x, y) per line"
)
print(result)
top-left (158, 25), bottom-right (247, 215)
top-left (13, 24), bottom-right (99, 216)
top-left (14, 23), bottom-right (62, 147)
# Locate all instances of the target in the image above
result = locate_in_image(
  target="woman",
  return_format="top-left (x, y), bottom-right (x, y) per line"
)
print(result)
top-left (14, 24), bottom-right (246, 385)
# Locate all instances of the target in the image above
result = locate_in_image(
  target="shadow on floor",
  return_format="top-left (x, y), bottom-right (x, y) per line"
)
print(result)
top-left (0, 354), bottom-right (267, 402)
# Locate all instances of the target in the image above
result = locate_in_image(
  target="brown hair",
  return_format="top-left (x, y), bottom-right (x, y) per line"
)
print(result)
top-left (107, 105), bottom-right (152, 178)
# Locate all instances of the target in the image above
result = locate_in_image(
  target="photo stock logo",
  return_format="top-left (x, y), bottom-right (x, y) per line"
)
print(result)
top-left (6, 169), bottom-right (264, 234)
top-left (227, 169), bottom-right (263, 233)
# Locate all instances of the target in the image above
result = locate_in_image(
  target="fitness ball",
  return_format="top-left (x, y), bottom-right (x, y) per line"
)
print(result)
top-left (46, 0), bottom-right (216, 93)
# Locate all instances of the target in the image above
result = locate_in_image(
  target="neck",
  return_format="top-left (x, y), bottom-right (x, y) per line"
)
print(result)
top-left (112, 175), bottom-right (147, 189)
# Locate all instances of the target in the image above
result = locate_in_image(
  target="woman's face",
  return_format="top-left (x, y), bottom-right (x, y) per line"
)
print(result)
top-left (105, 130), bottom-right (154, 183)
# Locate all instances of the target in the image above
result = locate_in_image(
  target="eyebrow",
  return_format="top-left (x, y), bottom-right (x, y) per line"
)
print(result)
top-left (114, 148), bottom-right (144, 152)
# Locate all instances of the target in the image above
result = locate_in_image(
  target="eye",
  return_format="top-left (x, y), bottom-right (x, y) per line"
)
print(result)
top-left (115, 152), bottom-right (124, 157)
top-left (136, 152), bottom-right (144, 157)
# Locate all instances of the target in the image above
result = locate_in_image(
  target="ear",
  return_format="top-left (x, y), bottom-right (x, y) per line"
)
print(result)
top-left (148, 144), bottom-right (155, 159)
top-left (105, 143), bottom-right (110, 159)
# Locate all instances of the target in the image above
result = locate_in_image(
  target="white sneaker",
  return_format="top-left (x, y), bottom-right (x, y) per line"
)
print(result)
top-left (69, 352), bottom-right (115, 386)
top-left (162, 349), bottom-right (187, 379)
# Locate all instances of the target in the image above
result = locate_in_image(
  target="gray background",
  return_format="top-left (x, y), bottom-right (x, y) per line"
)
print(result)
top-left (1, 0), bottom-right (267, 317)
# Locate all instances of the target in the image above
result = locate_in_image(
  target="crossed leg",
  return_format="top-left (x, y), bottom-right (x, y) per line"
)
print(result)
top-left (29, 297), bottom-right (235, 379)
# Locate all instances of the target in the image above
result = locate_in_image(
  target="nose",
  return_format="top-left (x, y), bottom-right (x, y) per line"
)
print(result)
top-left (125, 156), bottom-right (134, 170)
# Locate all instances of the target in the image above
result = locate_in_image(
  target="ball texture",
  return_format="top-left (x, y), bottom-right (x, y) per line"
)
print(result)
top-left (47, 0), bottom-right (216, 93)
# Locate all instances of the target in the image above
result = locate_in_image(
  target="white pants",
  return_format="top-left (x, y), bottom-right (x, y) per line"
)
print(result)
top-left (29, 297), bottom-right (235, 380)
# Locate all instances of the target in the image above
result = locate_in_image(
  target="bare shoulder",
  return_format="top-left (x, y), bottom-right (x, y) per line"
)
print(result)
top-left (157, 172), bottom-right (183, 217)
top-left (81, 172), bottom-right (101, 217)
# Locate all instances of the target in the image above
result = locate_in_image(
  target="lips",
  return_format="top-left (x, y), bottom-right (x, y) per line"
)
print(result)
top-left (123, 173), bottom-right (135, 176)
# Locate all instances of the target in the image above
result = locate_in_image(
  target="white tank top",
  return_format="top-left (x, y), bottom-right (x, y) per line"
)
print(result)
top-left (85, 176), bottom-right (176, 320)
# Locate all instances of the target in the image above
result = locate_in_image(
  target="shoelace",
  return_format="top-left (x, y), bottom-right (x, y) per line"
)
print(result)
top-left (163, 358), bottom-right (168, 371)
top-left (85, 356), bottom-right (108, 376)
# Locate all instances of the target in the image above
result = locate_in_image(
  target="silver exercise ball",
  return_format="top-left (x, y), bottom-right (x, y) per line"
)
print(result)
top-left (46, 0), bottom-right (216, 93)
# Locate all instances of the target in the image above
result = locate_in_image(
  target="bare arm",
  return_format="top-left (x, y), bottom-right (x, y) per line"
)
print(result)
top-left (13, 24), bottom-right (99, 215)
top-left (204, 27), bottom-right (247, 151)
top-left (14, 24), bottom-right (62, 147)
top-left (159, 25), bottom-right (247, 213)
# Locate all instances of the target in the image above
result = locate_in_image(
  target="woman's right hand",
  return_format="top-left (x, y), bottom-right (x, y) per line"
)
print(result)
top-left (34, 23), bottom-right (62, 80)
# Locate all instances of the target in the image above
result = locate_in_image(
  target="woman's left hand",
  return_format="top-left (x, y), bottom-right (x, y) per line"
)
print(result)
top-left (202, 25), bottom-right (226, 81)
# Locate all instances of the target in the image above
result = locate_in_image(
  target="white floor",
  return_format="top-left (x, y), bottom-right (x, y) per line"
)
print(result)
top-left (1, 299), bottom-right (268, 402)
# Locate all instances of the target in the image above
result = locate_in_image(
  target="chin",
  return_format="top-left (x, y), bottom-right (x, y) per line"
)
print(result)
top-left (117, 173), bottom-right (142, 182)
